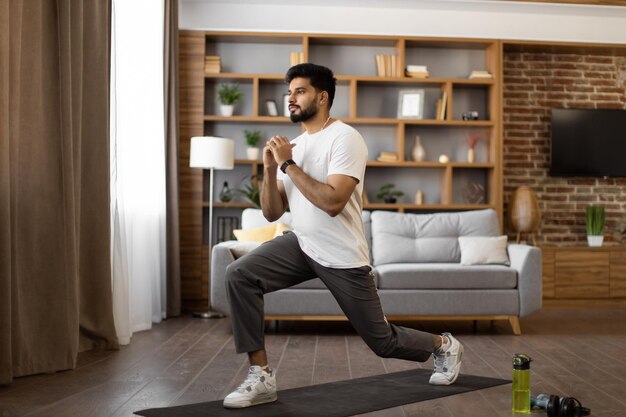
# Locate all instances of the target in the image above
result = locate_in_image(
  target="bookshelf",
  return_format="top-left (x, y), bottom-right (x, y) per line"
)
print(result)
top-left (179, 31), bottom-right (503, 310)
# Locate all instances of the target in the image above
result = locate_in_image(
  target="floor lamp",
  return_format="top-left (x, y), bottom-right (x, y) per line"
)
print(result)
top-left (189, 136), bottom-right (234, 319)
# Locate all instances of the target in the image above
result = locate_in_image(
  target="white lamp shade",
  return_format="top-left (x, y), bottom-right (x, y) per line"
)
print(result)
top-left (189, 136), bottom-right (235, 169)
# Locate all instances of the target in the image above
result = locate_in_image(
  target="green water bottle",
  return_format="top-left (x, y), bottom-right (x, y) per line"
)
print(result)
top-left (512, 354), bottom-right (532, 413)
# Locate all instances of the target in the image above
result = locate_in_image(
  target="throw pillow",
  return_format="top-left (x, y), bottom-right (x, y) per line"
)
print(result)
top-left (229, 242), bottom-right (262, 258)
top-left (458, 235), bottom-right (510, 265)
top-left (273, 222), bottom-right (290, 238)
top-left (233, 222), bottom-right (290, 243)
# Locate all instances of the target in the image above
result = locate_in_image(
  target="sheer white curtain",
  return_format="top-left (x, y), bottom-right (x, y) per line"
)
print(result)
top-left (110, 0), bottom-right (167, 345)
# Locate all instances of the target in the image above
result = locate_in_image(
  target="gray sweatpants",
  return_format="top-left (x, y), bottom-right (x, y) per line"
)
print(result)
top-left (225, 232), bottom-right (435, 362)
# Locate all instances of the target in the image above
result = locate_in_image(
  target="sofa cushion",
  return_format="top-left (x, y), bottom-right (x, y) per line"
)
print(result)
top-left (458, 235), bottom-right (510, 265)
top-left (291, 272), bottom-right (379, 289)
top-left (240, 208), bottom-right (372, 260)
top-left (217, 240), bottom-right (262, 259)
top-left (233, 222), bottom-right (290, 242)
top-left (375, 263), bottom-right (517, 289)
top-left (377, 290), bottom-right (520, 316)
top-left (371, 209), bottom-right (500, 265)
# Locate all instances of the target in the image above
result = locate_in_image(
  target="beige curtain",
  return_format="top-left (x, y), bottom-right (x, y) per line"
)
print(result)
top-left (165, 0), bottom-right (181, 317)
top-left (0, 0), bottom-right (118, 385)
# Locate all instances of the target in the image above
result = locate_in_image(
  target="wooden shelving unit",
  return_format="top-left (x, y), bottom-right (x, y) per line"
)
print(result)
top-left (179, 30), bottom-right (503, 311)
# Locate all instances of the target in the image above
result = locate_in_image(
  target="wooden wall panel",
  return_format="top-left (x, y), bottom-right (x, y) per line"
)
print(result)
top-left (179, 31), bottom-right (206, 310)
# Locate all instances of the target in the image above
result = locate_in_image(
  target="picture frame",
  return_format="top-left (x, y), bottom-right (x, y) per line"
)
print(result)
top-left (265, 99), bottom-right (278, 116)
top-left (397, 89), bottom-right (425, 119)
top-left (283, 94), bottom-right (291, 117)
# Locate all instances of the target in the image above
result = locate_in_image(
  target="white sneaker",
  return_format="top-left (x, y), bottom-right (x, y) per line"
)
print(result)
top-left (223, 366), bottom-right (277, 408)
top-left (429, 333), bottom-right (463, 386)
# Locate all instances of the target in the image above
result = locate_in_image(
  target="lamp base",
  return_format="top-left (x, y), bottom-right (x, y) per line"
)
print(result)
top-left (193, 310), bottom-right (226, 319)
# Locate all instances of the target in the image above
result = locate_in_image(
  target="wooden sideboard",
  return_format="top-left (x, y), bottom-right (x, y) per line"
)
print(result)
top-left (541, 246), bottom-right (626, 305)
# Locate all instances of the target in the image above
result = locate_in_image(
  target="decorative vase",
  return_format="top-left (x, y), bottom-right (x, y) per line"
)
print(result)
top-left (219, 181), bottom-right (233, 202)
top-left (246, 147), bottom-right (260, 160)
top-left (412, 136), bottom-right (426, 162)
top-left (220, 104), bottom-right (234, 116)
top-left (587, 235), bottom-right (604, 247)
top-left (467, 148), bottom-right (475, 163)
top-left (414, 190), bottom-right (424, 205)
top-left (508, 186), bottom-right (541, 245)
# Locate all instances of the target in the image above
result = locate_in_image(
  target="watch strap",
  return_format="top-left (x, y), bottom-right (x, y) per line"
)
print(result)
top-left (280, 159), bottom-right (296, 173)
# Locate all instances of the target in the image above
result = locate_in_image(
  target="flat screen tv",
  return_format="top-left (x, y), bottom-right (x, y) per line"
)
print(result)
top-left (550, 108), bottom-right (626, 177)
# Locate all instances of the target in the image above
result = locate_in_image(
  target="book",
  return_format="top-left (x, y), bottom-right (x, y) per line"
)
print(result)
top-left (406, 64), bottom-right (427, 73)
top-left (375, 55), bottom-right (385, 76)
top-left (406, 70), bottom-right (429, 78)
top-left (375, 54), bottom-right (400, 77)
top-left (435, 99), bottom-right (443, 120)
top-left (377, 156), bottom-right (399, 162)
top-left (438, 92), bottom-right (448, 120)
top-left (468, 70), bottom-right (493, 79)
top-left (290, 51), bottom-right (305, 66)
top-left (377, 151), bottom-right (399, 162)
top-left (204, 56), bottom-right (221, 74)
top-left (385, 55), bottom-right (391, 77)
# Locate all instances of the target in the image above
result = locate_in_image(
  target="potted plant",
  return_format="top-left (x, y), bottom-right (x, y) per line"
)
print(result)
top-left (377, 183), bottom-right (404, 204)
top-left (586, 205), bottom-right (605, 247)
top-left (237, 175), bottom-right (262, 209)
top-left (244, 129), bottom-right (261, 160)
top-left (217, 83), bottom-right (242, 116)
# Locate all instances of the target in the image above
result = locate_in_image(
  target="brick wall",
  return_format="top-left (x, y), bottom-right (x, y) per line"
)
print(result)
top-left (503, 47), bottom-right (626, 246)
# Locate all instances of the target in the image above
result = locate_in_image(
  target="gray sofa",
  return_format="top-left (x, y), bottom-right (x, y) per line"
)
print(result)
top-left (211, 208), bottom-right (542, 335)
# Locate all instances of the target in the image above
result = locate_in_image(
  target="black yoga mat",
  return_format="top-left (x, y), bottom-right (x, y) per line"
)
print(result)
top-left (135, 369), bottom-right (509, 417)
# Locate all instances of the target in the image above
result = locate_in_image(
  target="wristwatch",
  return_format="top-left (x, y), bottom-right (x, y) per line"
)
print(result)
top-left (280, 159), bottom-right (296, 174)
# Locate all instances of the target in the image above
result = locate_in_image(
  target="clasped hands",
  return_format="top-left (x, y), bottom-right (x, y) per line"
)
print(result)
top-left (264, 135), bottom-right (296, 169)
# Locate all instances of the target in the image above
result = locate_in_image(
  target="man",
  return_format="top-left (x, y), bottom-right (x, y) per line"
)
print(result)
top-left (223, 63), bottom-right (463, 409)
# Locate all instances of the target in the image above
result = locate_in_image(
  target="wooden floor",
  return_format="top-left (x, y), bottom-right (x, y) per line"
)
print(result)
top-left (1, 307), bottom-right (626, 417)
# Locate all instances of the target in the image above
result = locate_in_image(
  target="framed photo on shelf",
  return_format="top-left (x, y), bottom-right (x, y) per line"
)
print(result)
top-left (283, 94), bottom-right (291, 117)
top-left (265, 99), bottom-right (278, 116)
top-left (397, 89), bottom-right (425, 119)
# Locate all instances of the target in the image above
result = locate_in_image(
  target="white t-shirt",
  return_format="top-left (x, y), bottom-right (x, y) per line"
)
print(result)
top-left (277, 120), bottom-right (369, 268)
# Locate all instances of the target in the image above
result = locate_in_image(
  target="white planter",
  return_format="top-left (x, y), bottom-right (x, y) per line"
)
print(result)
top-left (220, 104), bottom-right (234, 116)
top-left (587, 235), bottom-right (604, 247)
top-left (246, 147), bottom-right (260, 160)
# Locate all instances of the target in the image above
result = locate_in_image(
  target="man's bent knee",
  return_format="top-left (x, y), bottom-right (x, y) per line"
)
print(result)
top-left (226, 259), bottom-right (265, 293)
top-left (225, 261), bottom-right (248, 289)
top-left (369, 340), bottom-right (397, 358)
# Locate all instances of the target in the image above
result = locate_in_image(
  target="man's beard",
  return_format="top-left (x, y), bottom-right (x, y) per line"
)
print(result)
top-left (289, 102), bottom-right (317, 123)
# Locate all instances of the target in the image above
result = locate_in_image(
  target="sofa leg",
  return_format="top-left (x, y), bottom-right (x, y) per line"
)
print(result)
top-left (472, 320), bottom-right (478, 333)
top-left (508, 316), bottom-right (522, 335)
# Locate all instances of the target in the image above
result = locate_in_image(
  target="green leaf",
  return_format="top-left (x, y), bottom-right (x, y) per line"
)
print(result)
top-left (586, 205), bottom-right (605, 236)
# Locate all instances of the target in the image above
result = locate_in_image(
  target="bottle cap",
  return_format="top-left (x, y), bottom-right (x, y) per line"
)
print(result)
top-left (513, 353), bottom-right (532, 370)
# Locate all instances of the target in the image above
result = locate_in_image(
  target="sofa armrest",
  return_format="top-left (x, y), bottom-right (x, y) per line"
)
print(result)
top-left (210, 241), bottom-right (237, 314)
top-left (507, 243), bottom-right (542, 317)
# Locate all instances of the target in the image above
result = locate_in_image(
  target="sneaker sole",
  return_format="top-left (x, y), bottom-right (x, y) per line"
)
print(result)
top-left (428, 361), bottom-right (462, 386)
top-left (223, 392), bottom-right (278, 409)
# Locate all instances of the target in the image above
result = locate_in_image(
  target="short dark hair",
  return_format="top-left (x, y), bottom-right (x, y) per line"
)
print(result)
top-left (285, 63), bottom-right (336, 108)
